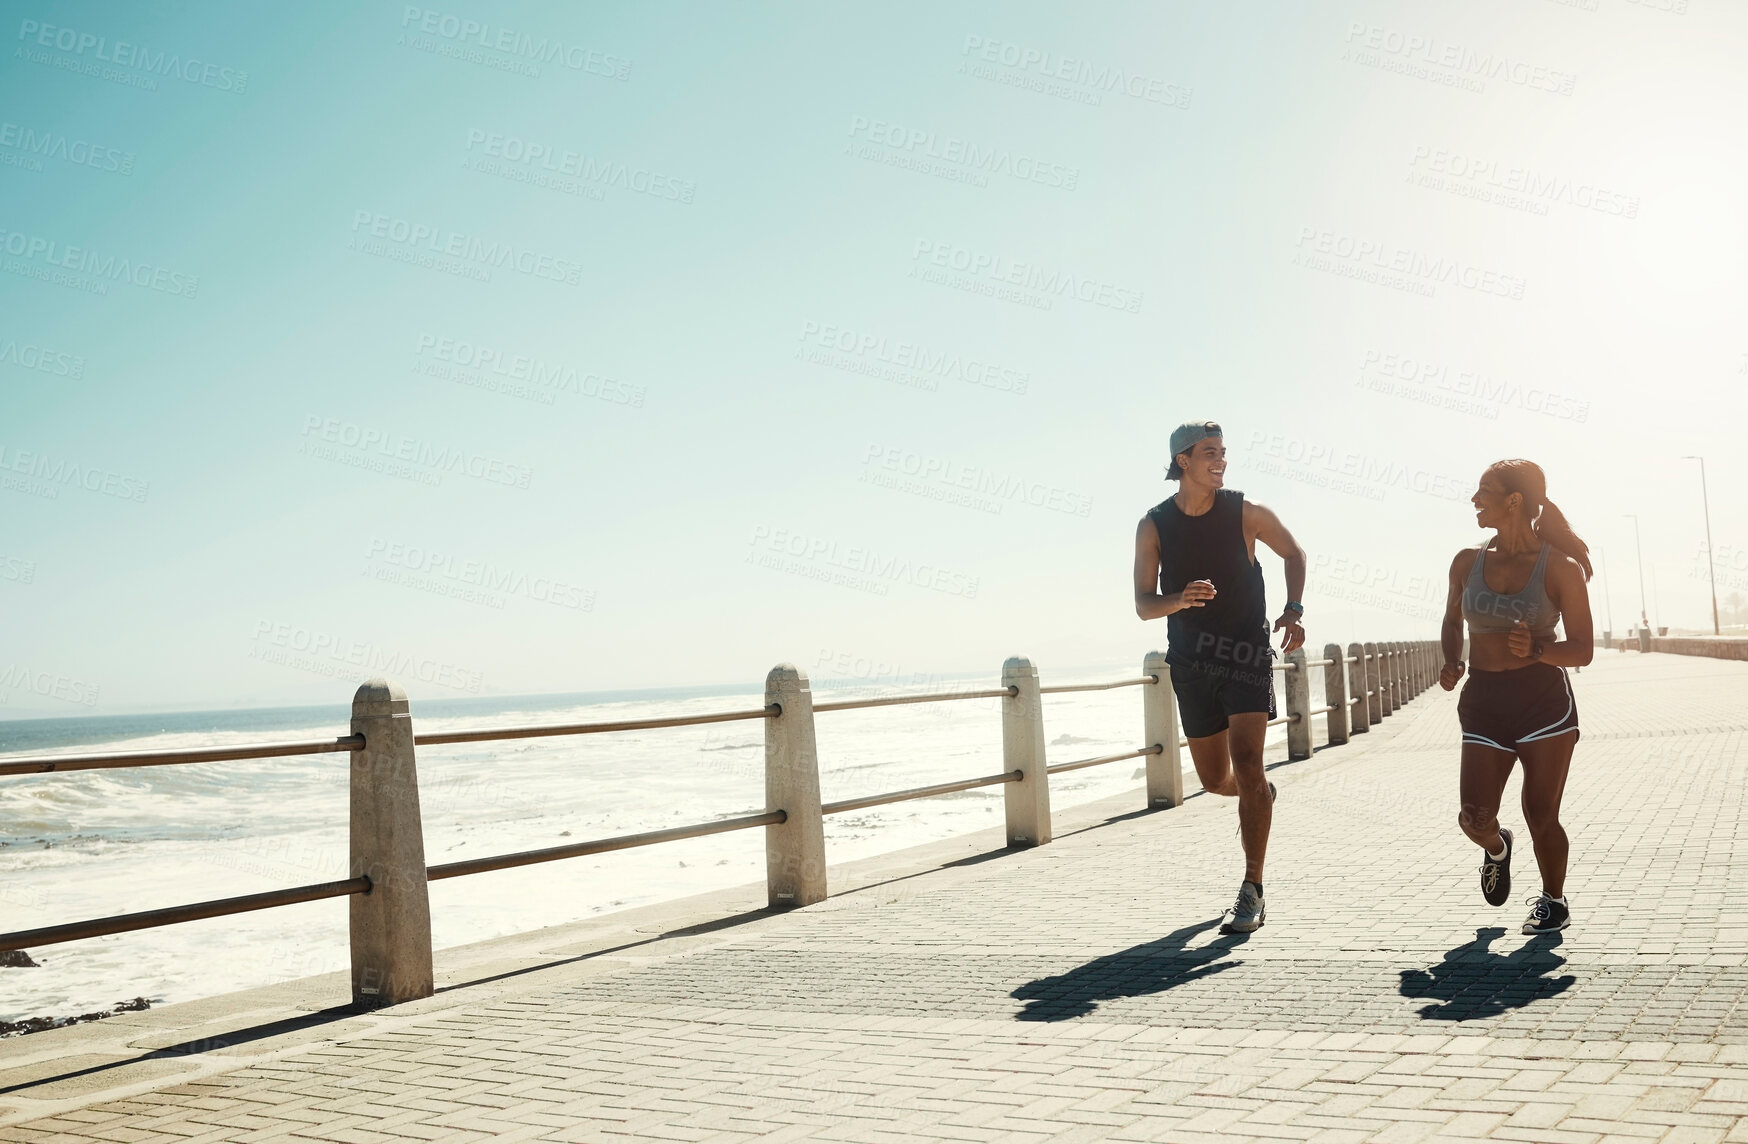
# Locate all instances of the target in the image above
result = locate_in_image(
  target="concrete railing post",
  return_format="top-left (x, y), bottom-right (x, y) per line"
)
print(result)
top-left (1347, 642), bottom-right (1370, 734)
top-left (1142, 651), bottom-right (1182, 808)
top-left (1363, 642), bottom-right (1382, 722)
top-left (349, 678), bottom-right (434, 1008)
top-left (1417, 642), bottom-right (1428, 692)
top-left (765, 664), bottom-right (826, 909)
top-left (1284, 647), bottom-right (1312, 760)
top-left (1638, 628), bottom-right (1652, 654)
top-left (1377, 643), bottom-right (1391, 717)
top-left (1322, 642), bottom-right (1349, 746)
top-left (1001, 657), bottom-right (1051, 848)
top-left (1391, 643), bottom-right (1404, 703)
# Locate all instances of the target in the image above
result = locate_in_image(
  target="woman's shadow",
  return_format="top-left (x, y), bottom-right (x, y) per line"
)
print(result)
top-left (1400, 927), bottom-right (1575, 1021)
top-left (1011, 917), bottom-right (1248, 1021)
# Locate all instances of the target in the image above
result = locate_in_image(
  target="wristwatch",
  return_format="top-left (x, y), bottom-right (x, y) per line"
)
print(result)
top-left (1531, 639), bottom-right (1545, 660)
top-left (1284, 601), bottom-right (1304, 615)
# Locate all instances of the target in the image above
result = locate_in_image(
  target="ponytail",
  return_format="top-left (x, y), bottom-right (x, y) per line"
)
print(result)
top-left (1487, 459), bottom-right (1592, 581)
top-left (1535, 497), bottom-right (1593, 582)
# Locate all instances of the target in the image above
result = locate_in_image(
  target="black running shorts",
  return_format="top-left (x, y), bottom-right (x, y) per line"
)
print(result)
top-left (1168, 655), bottom-right (1277, 740)
top-left (1458, 662), bottom-right (1579, 754)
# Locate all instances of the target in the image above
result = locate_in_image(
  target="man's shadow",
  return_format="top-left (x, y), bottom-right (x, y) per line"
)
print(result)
top-left (1399, 927), bottom-right (1574, 1022)
top-left (1011, 918), bottom-right (1248, 1021)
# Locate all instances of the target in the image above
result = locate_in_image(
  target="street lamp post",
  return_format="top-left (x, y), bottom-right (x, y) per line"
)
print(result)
top-left (1599, 546), bottom-right (1615, 642)
top-left (1681, 455), bottom-right (1721, 636)
top-left (1625, 514), bottom-right (1649, 633)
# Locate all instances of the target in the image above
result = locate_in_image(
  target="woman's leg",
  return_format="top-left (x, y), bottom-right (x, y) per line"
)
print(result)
top-left (1516, 731), bottom-right (1577, 897)
top-left (1458, 742), bottom-right (1516, 853)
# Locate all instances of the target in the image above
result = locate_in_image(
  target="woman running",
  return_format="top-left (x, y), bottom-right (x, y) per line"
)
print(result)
top-left (1438, 459), bottom-right (1595, 934)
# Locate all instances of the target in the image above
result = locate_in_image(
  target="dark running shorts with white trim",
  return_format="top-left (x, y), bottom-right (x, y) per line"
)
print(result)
top-left (1458, 661), bottom-right (1579, 754)
top-left (1168, 654), bottom-right (1277, 740)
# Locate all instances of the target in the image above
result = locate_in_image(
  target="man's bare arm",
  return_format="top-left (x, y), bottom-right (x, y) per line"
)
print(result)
top-left (1134, 516), bottom-right (1214, 620)
top-left (1246, 501), bottom-right (1306, 652)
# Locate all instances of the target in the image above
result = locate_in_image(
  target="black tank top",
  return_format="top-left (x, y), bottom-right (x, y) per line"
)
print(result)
top-left (1148, 488), bottom-right (1271, 668)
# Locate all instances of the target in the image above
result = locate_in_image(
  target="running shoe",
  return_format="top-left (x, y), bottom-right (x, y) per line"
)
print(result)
top-left (1481, 827), bottom-right (1513, 907)
top-left (1522, 892), bottom-right (1570, 935)
top-left (1220, 880), bottom-right (1265, 934)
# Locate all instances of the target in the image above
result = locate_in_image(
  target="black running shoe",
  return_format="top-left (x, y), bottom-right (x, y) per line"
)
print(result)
top-left (1522, 892), bottom-right (1570, 935)
top-left (1480, 827), bottom-right (1512, 907)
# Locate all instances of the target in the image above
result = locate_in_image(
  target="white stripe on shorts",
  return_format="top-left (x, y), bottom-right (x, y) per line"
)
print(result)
top-left (1517, 668), bottom-right (1576, 743)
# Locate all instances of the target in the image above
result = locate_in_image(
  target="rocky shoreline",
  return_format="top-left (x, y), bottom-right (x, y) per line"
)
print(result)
top-left (0, 995), bottom-right (153, 1038)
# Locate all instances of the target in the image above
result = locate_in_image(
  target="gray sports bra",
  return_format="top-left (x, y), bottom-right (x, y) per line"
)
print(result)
top-left (1463, 543), bottom-right (1559, 636)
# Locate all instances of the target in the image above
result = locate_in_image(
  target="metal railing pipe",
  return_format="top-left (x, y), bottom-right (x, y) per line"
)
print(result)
top-left (1046, 745), bottom-right (1159, 776)
top-left (821, 770), bottom-right (1020, 816)
top-left (0, 878), bottom-right (369, 952)
top-left (415, 706), bottom-right (779, 747)
top-left (427, 811), bottom-right (785, 881)
top-left (812, 687), bottom-right (1015, 713)
top-left (0, 736), bottom-right (364, 777)
top-left (1039, 676), bottom-right (1156, 695)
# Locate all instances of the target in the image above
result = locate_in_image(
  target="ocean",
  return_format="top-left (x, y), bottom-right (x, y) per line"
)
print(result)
top-left (0, 664), bottom-right (1315, 1025)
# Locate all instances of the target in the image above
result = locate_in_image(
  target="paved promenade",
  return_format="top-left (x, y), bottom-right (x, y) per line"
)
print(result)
top-left (3, 650), bottom-right (1747, 1142)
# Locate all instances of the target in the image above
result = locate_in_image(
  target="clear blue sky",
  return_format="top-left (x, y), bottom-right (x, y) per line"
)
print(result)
top-left (3, 0), bottom-right (1745, 715)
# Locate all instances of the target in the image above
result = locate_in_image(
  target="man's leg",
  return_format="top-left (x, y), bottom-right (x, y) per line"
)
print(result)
top-left (1226, 712), bottom-right (1271, 883)
top-left (1185, 731), bottom-right (1238, 797)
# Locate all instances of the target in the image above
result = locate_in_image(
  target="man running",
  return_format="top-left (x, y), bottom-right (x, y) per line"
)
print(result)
top-left (1133, 421), bottom-right (1307, 933)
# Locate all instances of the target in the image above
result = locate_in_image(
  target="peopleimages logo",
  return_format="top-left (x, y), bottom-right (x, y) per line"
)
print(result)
top-left (0, 555), bottom-right (37, 584)
top-left (0, 227), bottom-right (199, 298)
top-left (463, 129), bottom-right (693, 202)
top-left (399, 7), bottom-right (631, 80)
top-left (348, 210), bottom-right (582, 286)
top-left (415, 334), bottom-right (645, 407)
top-left (1342, 22), bottom-right (1575, 95)
top-left (299, 416), bottom-right (533, 489)
top-left (959, 35), bottom-right (1192, 109)
top-left (1407, 146), bottom-right (1639, 219)
top-left (1359, 349), bottom-right (1590, 423)
top-left (845, 115), bottom-right (1079, 189)
top-left (0, 664), bottom-right (99, 707)
top-left (909, 239), bottom-right (1144, 314)
top-left (797, 320), bottom-right (1029, 395)
top-left (0, 334), bottom-right (84, 379)
top-left (1245, 431), bottom-right (1469, 502)
top-left (1294, 227), bottom-right (1525, 301)
top-left (0, 123), bottom-right (134, 174)
top-left (365, 538), bottom-right (594, 611)
top-left (16, 19), bottom-right (249, 92)
top-left (249, 620), bottom-right (484, 694)
top-left (0, 443), bottom-right (149, 502)
top-left (860, 443), bottom-right (1092, 517)
top-left (747, 526), bottom-right (980, 599)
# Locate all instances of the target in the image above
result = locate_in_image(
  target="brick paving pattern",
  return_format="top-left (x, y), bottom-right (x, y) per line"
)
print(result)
top-left (3, 651), bottom-right (1747, 1142)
